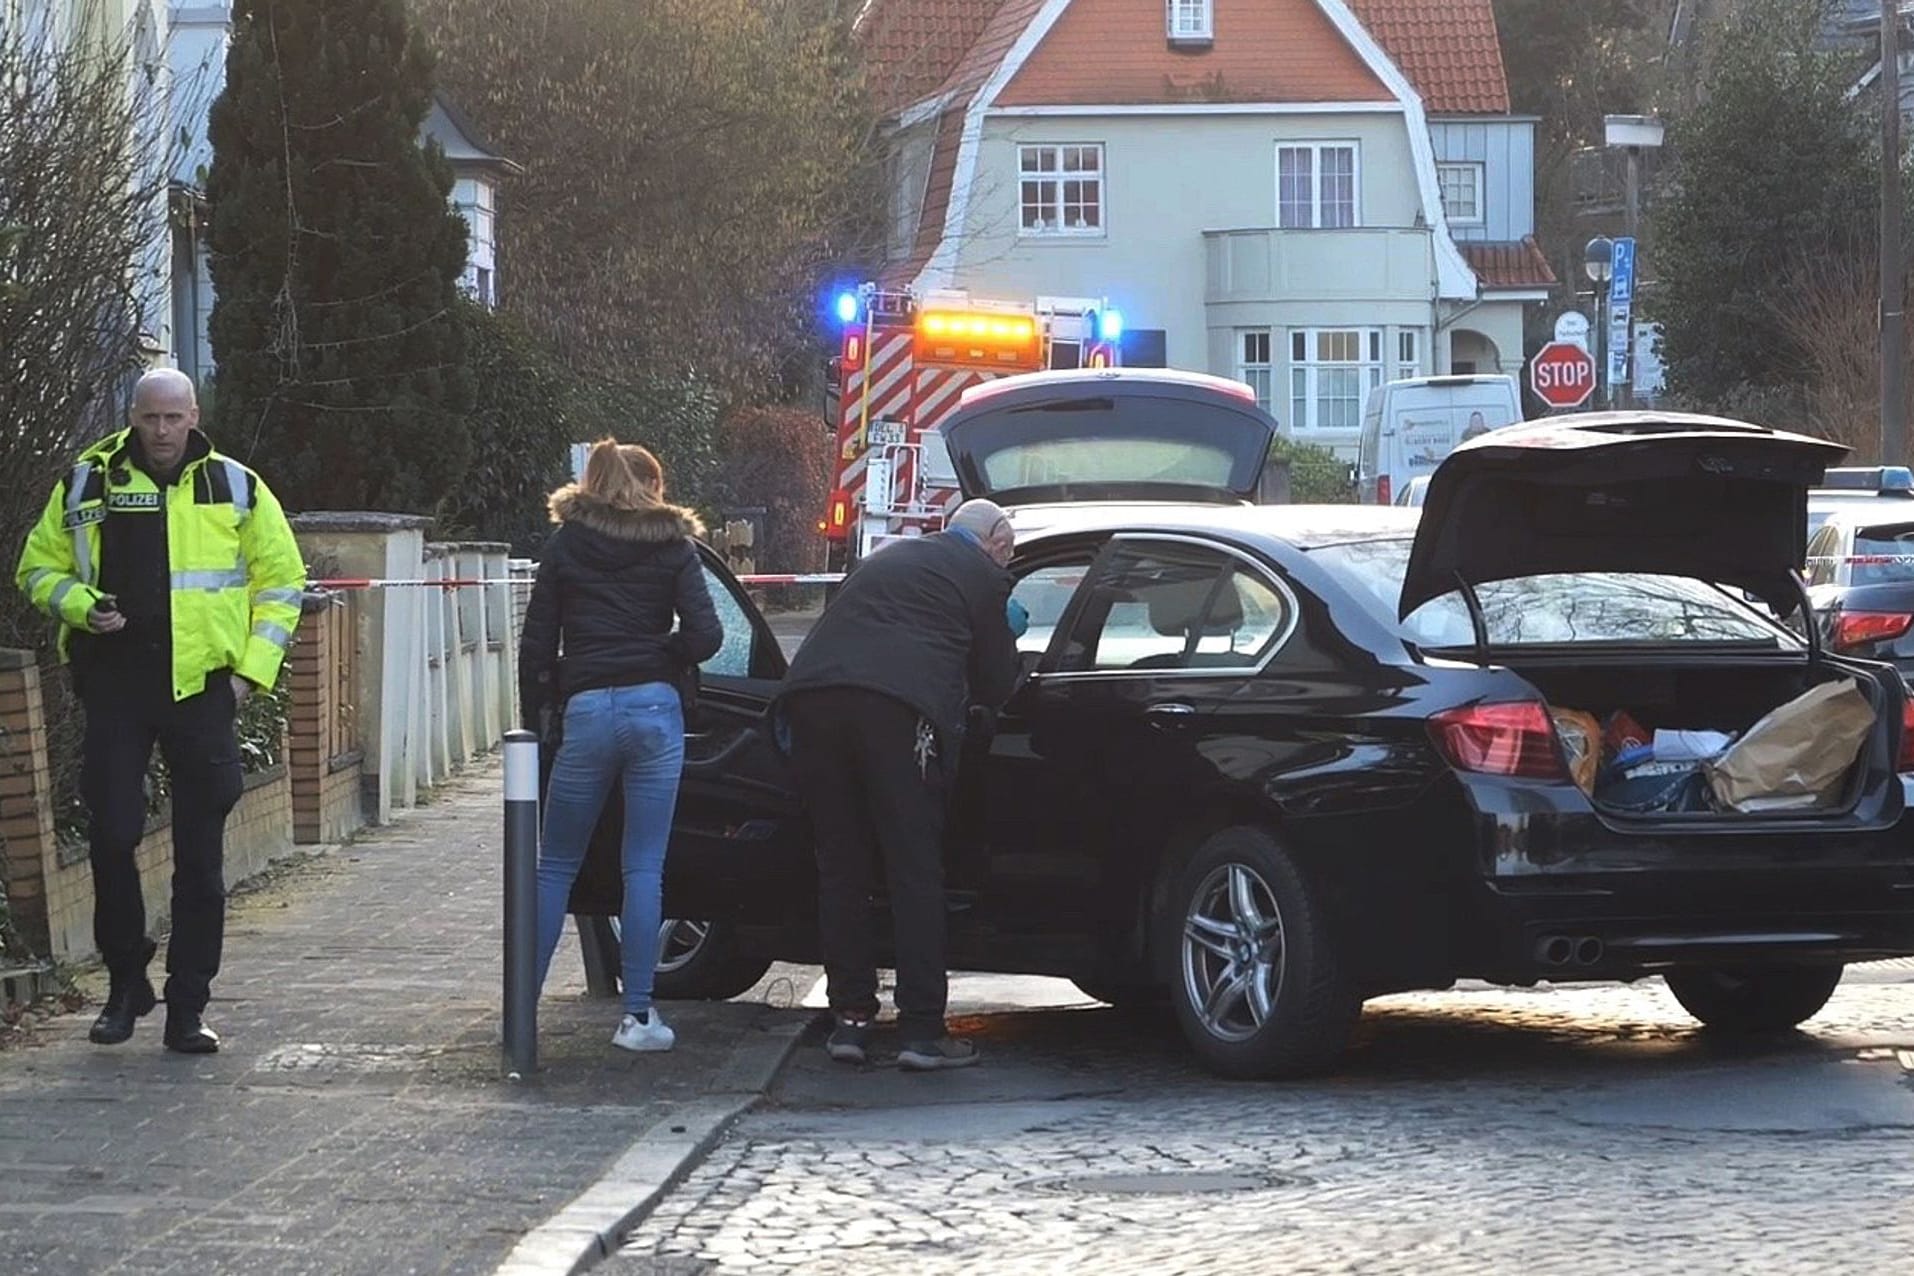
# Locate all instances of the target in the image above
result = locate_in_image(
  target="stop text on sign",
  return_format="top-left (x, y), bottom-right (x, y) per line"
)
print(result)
top-left (1529, 341), bottom-right (1597, 409)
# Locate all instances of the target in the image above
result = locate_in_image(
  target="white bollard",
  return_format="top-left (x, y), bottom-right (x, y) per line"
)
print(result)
top-left (502, 730), bottom-right (540, 1080)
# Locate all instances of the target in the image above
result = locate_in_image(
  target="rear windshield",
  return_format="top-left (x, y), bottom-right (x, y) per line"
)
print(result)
top-left (953, 393), bottom-right (1269, 500)
top-left (982, 435), bottom-right (1236, 493)
top-left (1313, 537), bottom-right (1794, 649)
top-left (1851, 523), bottom-right (1914, 584)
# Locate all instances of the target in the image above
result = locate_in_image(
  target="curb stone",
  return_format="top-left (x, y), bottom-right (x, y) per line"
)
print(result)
top-left (494, 1013), bottom-right (811, 1276)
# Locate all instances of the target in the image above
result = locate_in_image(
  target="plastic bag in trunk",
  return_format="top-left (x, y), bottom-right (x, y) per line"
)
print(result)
top-left (1702, 678), bottom-right (1876, 813)
top-left (1549, 708), bottom-right (1602, 793)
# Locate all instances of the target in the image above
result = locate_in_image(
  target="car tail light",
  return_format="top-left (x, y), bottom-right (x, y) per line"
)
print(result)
top-left (1430, 701), bottom-right (1569, 781)
top-left (1831, 611), bottom-right (1914, 653)
top-left (1900, 697), bottom-right (1914, 773)
top-left (1377, 474), bottom-right (1392, 506)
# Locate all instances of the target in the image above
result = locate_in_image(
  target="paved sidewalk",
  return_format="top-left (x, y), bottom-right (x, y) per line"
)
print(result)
top-left (0, 764), bottom-right (809, 1276)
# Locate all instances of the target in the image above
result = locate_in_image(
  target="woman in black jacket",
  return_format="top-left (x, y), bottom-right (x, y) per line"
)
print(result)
top-left (518, 439), bottom-right (723, 1052)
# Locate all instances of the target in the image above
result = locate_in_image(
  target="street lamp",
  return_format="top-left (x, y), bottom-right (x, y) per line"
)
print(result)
top-left (1585, 236), bottom-right (1614, 412)
top-left (1603, 115), bottom-right (1665, 240)
top-left (1603, 115), bottom-right (1663, 409)
top-left (1881, 0), bottom-right (1907, 465)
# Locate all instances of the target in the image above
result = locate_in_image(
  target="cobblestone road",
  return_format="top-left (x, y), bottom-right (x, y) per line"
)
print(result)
top-left (613, 971), bottom-right (1914, 1273)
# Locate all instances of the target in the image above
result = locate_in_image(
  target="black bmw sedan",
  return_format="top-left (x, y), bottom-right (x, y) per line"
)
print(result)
top-left (584, 377), bottom-right (1914, 1079)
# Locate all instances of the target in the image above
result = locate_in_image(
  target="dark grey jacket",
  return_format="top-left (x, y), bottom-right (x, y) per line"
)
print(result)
top-left (774, 531), bottom-right (1019, 749)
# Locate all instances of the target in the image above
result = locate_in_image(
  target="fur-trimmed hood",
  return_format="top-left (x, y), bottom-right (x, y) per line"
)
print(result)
top-left (548, 485), bottom-right (704, 542)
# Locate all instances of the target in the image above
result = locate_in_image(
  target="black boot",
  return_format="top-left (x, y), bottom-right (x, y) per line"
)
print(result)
top-left (163, 1007), bottom-right (220, 1055)
top-left (89, 940), bottom-right (158, 1045)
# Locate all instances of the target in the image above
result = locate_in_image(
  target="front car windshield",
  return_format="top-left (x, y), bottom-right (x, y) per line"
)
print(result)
top-left (1313, 537), bottom-right (1796, 650)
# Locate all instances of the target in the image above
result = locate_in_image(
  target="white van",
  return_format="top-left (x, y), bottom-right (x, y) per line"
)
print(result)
top-left (1356, 374), bottom-right (1522, 505)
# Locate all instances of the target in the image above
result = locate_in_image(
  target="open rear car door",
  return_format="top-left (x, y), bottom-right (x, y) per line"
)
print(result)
top-left (551, 549), bottom-right (810, 926)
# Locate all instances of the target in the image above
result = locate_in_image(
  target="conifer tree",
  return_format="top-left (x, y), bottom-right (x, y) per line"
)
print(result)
top-left (206, 0), bottom-right (473, 513)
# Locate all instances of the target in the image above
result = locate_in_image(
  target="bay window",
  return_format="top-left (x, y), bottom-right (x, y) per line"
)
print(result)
top-left (1289, 328), bottom-right (1381, 432)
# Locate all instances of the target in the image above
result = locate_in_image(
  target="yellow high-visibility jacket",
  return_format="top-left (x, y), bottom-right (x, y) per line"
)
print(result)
top-left (14, 428), bottom-right (307, 700)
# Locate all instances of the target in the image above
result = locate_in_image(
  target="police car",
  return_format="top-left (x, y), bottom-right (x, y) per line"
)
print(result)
top-left (1804, 467), bottom-right (1914, 677)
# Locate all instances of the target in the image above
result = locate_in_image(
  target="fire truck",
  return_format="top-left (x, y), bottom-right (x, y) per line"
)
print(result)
top-left (821, 284), bottom-right (1122, 568)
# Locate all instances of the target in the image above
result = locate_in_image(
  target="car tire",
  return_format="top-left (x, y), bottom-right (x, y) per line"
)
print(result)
top-left (1166, 827), bottom-right (1359, 1079)
top-left (649, 920), bottom-right (773, 1002)
top-left (1663, 965), bottom-right (1844, 1033)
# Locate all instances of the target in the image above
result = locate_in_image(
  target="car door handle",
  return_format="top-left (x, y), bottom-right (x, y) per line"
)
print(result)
top-left (1146, 702), bottom-right (1196, 722)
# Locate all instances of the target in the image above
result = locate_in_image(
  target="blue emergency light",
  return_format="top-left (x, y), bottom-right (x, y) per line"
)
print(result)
top-left (1098, 309), bottom-right (1124, 342)
top-left (835, 292), bottom-right (861, 325)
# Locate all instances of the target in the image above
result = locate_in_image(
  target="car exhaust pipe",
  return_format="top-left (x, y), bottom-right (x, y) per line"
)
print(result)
top-left (1536, 935), bottom-right (1574, 966)
top-left (1574, 936), bottom-right (1605, 966)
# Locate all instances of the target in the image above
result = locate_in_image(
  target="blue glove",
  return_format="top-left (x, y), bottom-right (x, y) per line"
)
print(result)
top-left (1006, 597), bottom-right (1030, 639)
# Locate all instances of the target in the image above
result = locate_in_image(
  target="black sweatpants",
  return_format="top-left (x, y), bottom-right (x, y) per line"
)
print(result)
top-left (80, 668), bottom-right (243, 1014)
top-left (782, 688), bottom-right (952, 1040)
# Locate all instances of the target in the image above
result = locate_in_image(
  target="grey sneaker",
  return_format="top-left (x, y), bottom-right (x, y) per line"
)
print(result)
top-left (897, 1035), bottom-right (979, 1072)
top-left (825, 1014), bottom-right (872, 1064)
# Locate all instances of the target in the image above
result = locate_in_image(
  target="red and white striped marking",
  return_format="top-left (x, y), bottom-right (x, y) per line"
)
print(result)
top-left (312, 577), bottom-right (524, 589)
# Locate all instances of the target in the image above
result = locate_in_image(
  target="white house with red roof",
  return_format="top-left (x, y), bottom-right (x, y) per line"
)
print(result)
top-left (858, 0), bottom-right (1554, 454)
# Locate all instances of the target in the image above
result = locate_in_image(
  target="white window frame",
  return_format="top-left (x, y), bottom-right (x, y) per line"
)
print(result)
top-left (1396, 329), bottom-right (1421, 381)
top-left (1167, 0), bottom-right (1213, 42)
top-left (1437, 161), bottom-right (1485, 226)
top-left (1235, 329), bottom-right (1274, 414)
top-left (1018, 143), bottom-right (1107, 238)
top-left (1276, 142), bottom-right (1360, 230)
top-left (1289, 327), bottom-right (1383, 432)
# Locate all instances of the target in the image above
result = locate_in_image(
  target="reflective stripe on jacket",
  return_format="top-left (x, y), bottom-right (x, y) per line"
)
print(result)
top-left (13, 428), bottom-right (307, 700)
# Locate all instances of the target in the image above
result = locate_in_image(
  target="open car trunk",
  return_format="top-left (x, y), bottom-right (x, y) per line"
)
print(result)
top-left (1395, 412), bottom-right (1901, 824)
top-left (1506, 656), bottom-right (1898, 823)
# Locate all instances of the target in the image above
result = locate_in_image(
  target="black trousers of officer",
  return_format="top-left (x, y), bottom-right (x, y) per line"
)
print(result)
top-left (81, 666), bottom-right (243, 1013)
top-left (782, 688), bottom-right (952, 1041)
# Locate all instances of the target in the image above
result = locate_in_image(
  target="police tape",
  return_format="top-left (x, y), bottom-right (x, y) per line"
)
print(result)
top-left (1804, 555), bottom-right (1914, 566)
top-left (310, 577), bottom-right (520, 589)
top-left (308, 573), bottom-right (848, 589)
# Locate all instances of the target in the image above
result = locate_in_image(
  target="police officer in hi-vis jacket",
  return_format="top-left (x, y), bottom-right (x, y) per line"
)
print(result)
top-left (14, 369), bottom-right (306, 1053)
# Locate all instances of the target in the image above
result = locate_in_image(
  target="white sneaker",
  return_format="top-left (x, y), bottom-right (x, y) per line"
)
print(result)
top-left (611, 1010), bottom-right (675, 1053)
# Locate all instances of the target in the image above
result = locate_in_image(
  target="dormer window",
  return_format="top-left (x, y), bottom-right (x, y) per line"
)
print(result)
top-left (1167, 0), bottom-right (1213, 46)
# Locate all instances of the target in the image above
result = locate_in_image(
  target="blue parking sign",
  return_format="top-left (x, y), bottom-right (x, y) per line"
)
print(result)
top-left (1610, 237), bottom-right (1636, 307)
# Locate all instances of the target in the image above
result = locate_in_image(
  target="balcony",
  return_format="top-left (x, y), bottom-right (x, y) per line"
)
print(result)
top-left (1203, 227), bottom-right (1436, 305)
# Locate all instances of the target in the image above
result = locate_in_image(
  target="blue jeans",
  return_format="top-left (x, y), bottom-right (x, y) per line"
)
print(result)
top-left (535, 683), bottom-right (685, 1014)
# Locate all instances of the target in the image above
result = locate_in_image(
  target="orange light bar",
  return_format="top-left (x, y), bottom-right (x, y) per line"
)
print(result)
top-left (913, 310), bottom-right (1042, 371)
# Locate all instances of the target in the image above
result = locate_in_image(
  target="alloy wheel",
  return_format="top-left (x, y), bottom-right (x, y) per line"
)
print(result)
top-left (654, 920), bottom-right (712, 974)
top-left (1181, 862), bottom-right (1286, 1042)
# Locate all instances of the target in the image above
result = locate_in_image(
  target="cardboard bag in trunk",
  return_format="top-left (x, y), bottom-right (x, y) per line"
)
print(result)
top-left (1703, 678), bottom-right (1876, 813)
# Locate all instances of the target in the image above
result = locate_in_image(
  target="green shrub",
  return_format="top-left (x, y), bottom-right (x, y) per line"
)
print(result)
top-left (1270, 436), bottom-right (1355, 504)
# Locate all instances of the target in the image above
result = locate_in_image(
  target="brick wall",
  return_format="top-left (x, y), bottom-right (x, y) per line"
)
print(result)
top-left (0, 651), bottom-right (57, 955)
top-left (288, 600), bottom-right (364, 844)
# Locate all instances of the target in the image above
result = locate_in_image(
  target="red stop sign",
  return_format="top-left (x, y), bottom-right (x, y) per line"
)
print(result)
top-left (1529, 341), bottom-right (1596, 409)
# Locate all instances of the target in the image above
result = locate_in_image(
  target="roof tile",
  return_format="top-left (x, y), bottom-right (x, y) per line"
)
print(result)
top-left (997, 0), bottom-right (1389, 107)
top-left (1344, 0), bottom-right (1510, 114)
top-left (856, 0), bottom-right (1009, 114)
top-left (859, 0), bottom-right (1514, 117)
top-left (1462, 238), bottom-right (1557, 290)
